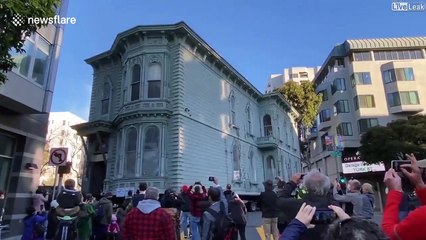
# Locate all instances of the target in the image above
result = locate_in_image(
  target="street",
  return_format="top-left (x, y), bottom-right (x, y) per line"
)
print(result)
top-left (180, 211), bottom-right (384, 240)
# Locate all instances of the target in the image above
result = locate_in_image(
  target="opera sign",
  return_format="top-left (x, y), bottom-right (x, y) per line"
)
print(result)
top-left (342, 161), bottom-right (385, 174)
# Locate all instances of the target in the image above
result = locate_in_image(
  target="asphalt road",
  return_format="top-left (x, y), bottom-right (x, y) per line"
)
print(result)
top-left (181, 211), bottom-right (383, 240)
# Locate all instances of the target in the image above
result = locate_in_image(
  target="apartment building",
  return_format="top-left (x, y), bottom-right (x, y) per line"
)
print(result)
top-left (265, 66), bottom-right (321, 93)
top-left (72, 22), bottom-right (301, 196)
top-left (0, 2), bottom-right (68, 237)
top-left (308, 37), bottom-right (426, 211)
top-left (41, 112), bottom-right (86, 189)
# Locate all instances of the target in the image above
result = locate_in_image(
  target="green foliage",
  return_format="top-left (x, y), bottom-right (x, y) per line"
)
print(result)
top-left (276, 81), bottom-right (322, 128)
top-left (0, 0), bottom-right (60, 84)
top-left (359, 115), bottom-right (426, 164)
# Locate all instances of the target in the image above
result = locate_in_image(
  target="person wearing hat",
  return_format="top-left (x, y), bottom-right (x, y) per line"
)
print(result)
top-left (260, 179), bottom-right (279, 240)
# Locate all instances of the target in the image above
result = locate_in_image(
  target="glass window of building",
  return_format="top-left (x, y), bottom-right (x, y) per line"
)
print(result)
top-left (125, 128), bottom-right (137, 177)
top-left (131, 64), bottom-right (141, 101)
top-left (246, 104), bottom-right (252, 134)
top-left (387, 91), bottom-right (420, 107)
top-left (147, 63), bottom-right (162, 98)
top-left (319, 109), bottom-right (331, 122)
top-left (10, 33), bottom-right (51, 87)
top-left (358, 118), bottom-right (379, 134)
top-left (354, 95), bottom-right (375, 110)
top-left (374, 49), bottom-right (424, 60)
top-left (232, 140), bottom-right (241, 181)
top-left (230, 94), bottom-right (236, 126)
top-left (334, 100), bottom-right (350, 114)
top-left (101, 82), bottom-right (111, 115)
top-left (142, 126), bottom-right (160, 177)
top-left (265, 156), bottom-right (276, 181)
top-left (383, 68), bottom-right (414, 83)
top-left (318, 89), bottom-right (328, 101)
top-left (263, 115), bottom-right (273, 136)
top-left (0, 134), bottom-right (14, 192)
top-left (336, 122), bottom-right (353, 136)
top-left (351, 72), bottom-right (372, 86)
top-left (353, 52), bottom-right (372, 61)
top-left (331, 78), bottom-right (346, 94)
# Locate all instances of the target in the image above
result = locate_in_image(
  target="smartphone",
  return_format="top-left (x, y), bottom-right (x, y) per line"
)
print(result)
top-left (300, 174), bottom-right (306, 180)
top-left (208, 176), bottom-right (215, 181)
top-left (310, 209), bottom-right (336, 224)
top-left (391, 160), bottom-right (411, 172)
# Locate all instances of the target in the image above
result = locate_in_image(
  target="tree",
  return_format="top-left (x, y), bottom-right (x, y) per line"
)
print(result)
top-left (276, 81), bottom-right (323, 166)
top-left (359, 115), bottom-right (426, 165)
top-left (0, 0), bottom-right (60, 85)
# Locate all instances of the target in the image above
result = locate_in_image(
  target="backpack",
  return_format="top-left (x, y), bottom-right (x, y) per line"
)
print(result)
top-left (206, 203), bottom-right (236, 240)
top-left (93, 203), bottom-right (104, 223)
top-left (33, 221), bottom-right (46, 237)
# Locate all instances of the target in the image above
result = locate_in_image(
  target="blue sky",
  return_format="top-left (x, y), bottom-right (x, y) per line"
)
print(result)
top-left (51, 0), bottom-right (426, 120)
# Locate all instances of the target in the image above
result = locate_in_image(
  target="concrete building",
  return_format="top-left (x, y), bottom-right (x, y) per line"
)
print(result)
top-left (41, 112), bottom-right (86, 189)
top-left (73, 22), bottom-right (301, 196)
top-left (266, 66), bottom-right (321, 93)
top-left (307, 37), bottom-right (426, 211)
top-left (0, 1), bottom-right (68, 238)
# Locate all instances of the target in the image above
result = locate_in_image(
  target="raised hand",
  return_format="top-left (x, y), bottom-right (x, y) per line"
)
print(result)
top-left (400, 153), bottom-right (425, 189)
top-left (383, 168), bottom-right (402, 192)
top-left (295, 202), bottom-right (316, 228)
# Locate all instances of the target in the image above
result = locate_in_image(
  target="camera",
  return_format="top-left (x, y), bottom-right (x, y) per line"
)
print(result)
top-left (310, 209), bottom-right (336, 224)
top-left (391, 160), bottom-right (411, 172)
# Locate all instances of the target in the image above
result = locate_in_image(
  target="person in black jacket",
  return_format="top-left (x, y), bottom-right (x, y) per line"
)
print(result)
top-left (229, 194), bottom-right (247, 240)
top-left (277, 170), bottom-right (338, 240)
top-left (131, 182), bottom-right (147, 207)
top-left (260, 179), bottom-right (279, 240)
top-left (46, 200), bottom-right (59, 240)
top-left (276, 174), bottom-right (303, 234)
top-left (179, 185), bottom-right (191, 238)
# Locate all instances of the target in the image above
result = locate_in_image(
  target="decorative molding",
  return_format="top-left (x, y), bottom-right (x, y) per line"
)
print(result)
top-left (149, 55), bottom-right (162, 64)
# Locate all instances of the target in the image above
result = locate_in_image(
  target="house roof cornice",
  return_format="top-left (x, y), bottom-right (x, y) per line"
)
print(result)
top-left (84, 21), bottom-right (263, 100)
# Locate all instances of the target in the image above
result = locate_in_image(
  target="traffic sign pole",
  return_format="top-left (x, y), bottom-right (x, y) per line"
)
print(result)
top-left (52, 166), bottom-right (58, 200)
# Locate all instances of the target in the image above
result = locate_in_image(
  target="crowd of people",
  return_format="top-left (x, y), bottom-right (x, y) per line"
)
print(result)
top-left (18, 153), bottom-right (426, 240)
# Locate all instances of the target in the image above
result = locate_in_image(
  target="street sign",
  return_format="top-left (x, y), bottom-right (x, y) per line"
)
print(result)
top-left (49, 148), bottom-right (68, 166)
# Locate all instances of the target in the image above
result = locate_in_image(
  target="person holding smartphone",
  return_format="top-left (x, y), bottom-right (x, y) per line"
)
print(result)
top-left (382, 153), bottom-right (426, 240)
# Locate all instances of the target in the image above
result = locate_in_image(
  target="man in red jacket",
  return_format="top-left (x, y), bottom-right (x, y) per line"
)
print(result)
top-left (122, 187), bottom-right (176, 240)
top-left (383, 153), bottom-right (426, 240)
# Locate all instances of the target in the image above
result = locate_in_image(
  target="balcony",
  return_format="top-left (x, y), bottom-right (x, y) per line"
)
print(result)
top-left (256, 136), bottom-right (278, 150)
top-left (390, 105), bottom-right (424, 114)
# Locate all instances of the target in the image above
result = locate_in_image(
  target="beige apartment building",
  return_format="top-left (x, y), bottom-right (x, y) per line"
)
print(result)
top-left (307, 37), bottom-right (426, 211)
top-left (265, 66), bottom-right (321, 93)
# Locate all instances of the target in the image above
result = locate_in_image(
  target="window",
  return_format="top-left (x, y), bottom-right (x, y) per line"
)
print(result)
top-left (331, 78), bottom-right (346, 94)
top-left (299, 72), bottom-right (309, 78)
top-left (101, 82), bottom-right (111, 115)
top-left (387, 91), bottom-right (420, 107)
top-left (374, 50), bottom-right (424, 60)
top-left (290, 73), bottom-right (298, 79)
top-left (321, 134), bottom-right (328, 151)
top-left (354, 95), bottom-right (375, 110)
top-left (265, 156), bottom-right (276, 181)
top-left (131, 64), bottom-right (141, 101)
top-left (248, 147), bottom-right (256, 182)
top-left (10, 33), bottom-right (51, 86)
top-left (142, 126), bottom-right (160, 177)
top-left (246, 104), bottom-right (252, 134)
top-left (147, 63), bottom-right (162, 98)
top-left (115, 132), bottom-right (122, 176)
top-left (334, 100), bottom-right (349, 114)
top-left (232, 140), bottom-right (241, 181)
top-left (351, 72), bottom-right (371, 86)
top-left (263, 115), bottom-right (273, 136)
top-left (125, 128), bottom-right (137, 177)
top-left (336, 122), bottom-right (353, 136)
top-left (353, 52), bottom-right (372, 61)
top-left (0, 134), bottom-right (14, 193)
top-left (383, 68), bottom-right (414, 84)
top-left (318, 89), bottom-right (328, 101)
top-left (230, 94), bottom-right (236, 126)
top-left (358, 118), bottom-right (379, 134)
top-left (319, 109), bottom-right (331, 123)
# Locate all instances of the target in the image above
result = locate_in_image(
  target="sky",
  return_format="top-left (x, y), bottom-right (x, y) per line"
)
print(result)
top-left (51, 0), bottom-right (426, 120)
